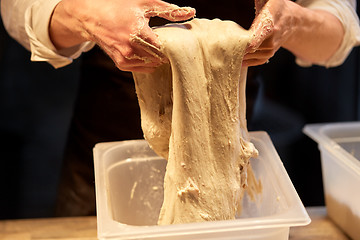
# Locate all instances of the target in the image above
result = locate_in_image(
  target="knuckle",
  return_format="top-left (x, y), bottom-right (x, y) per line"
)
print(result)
top-left (116, 57), bottom-right (127, 66)
top-left (122, 47), bottom-right (137, 60)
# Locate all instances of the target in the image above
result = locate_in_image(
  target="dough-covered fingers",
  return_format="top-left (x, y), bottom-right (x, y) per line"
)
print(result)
top-left (129, 1), bottom-right (195, 68)
top-left (103, 42), bottom-right (165, 72)
top-left (116, 1), bottom-right (195, 71)
top-left (246, 0), bottom-right (299, 66)
top-left (130, 28), bottom-right (167, 62)
top-left (144, 1), bottom-right (196, 21)
top-left (243, 48), bottom-right (275, 60)
top-left (247, 8), bottom-right (274, 53)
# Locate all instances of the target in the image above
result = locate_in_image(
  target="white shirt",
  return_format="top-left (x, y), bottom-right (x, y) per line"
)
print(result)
top-left (296, 0), bottom-right (360, 67)
top-left (1, 0), bottom-right (360, 68)
top-left (1, 0), bottom-right (94, 68)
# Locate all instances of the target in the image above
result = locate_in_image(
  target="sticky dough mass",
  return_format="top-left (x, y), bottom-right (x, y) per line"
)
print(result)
top-left (132, 18), bottom-right (259, 225)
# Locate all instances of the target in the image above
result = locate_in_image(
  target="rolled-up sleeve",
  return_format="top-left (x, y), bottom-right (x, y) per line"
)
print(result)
top-left (296, 0), bottom-right (360, 67)
top-left (1, 0), bottom-right (95, 68)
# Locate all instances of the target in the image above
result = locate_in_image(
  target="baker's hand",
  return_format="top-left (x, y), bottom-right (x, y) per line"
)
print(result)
top-left (50, 0), bottom-right (195, 72)
top-left (243, 0), bottom-right (294, 66)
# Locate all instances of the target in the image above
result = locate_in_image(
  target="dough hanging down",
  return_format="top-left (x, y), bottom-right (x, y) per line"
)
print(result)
top-left (133, 18), bottom-right (260, 225)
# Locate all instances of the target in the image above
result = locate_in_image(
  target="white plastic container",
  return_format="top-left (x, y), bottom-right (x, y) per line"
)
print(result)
top-left (304, 122), bottom-right (360, 240)
top-left (93, 131), bottom-right (310, 240)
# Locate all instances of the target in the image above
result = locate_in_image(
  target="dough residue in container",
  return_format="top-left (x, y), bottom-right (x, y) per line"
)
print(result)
top-left (133, 18), bottom-right (260, 225)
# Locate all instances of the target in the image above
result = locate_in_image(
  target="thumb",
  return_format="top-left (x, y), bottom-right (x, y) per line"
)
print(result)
top-left (144, 2), bottom-right (196, 22)
top-left (247, 8), bottom-right (274, 52)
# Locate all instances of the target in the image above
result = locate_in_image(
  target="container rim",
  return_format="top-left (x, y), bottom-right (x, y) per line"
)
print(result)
top-left (94, 131), bottom-right (310, 239)
top-left (303, 122), bottom-right (360, 174)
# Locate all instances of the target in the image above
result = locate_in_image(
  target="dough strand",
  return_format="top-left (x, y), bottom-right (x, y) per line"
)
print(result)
top-left (133, 18), bottom-right (259, 225)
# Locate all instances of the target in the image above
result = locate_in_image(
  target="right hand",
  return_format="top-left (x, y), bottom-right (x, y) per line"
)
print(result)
top-left (243, 0), bottom-right (293, 67)
top-left (50, 0), bottom-right (195, 72)
top-left (244, 0), bottom-right (343, 67)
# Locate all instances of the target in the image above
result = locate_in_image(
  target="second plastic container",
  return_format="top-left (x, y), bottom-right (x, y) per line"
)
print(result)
top-left (304, 122), bottom-right (360, 240)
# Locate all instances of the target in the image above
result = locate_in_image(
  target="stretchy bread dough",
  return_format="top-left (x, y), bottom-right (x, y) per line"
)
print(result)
top-left (133, 18), bottom-right (259, 225)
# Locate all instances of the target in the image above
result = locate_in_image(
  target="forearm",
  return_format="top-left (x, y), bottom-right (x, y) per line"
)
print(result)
top-left (283, 1), bottom-right (344, 64)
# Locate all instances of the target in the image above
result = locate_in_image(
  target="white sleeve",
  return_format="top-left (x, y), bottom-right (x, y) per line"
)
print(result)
top-left (1, 0), bottom-right (95, 68)
top-left (295, 0), bottom-right (360, 67)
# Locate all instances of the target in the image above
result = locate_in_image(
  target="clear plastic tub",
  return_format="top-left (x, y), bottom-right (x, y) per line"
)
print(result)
top-left (93, 131), bottom-right (310, 240)
top-left (304, 122), bottom-right (360, 240)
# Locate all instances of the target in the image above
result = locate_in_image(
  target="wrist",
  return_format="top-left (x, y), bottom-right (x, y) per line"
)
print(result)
top-left (49, 0), bottom-right (87, 50)
top-left (281, 1), bottom-right (344, 63)
top-left (280, 1), bottom-right (305, 50)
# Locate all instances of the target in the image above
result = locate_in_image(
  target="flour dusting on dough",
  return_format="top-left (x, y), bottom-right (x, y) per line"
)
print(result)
top-left (133, 18), bottom-right (260, 225)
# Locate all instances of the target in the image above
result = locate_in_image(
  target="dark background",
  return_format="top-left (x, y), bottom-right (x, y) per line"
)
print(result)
top-left (1, 4), bottom-right (360, 219)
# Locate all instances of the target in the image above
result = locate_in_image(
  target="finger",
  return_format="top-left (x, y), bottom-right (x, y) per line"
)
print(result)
top-left (121, 50), bottom-right (164, 67)
top-left (103, 43), bottom-right (164, 70)
top-left (255, 37), bottom-right (277, 50)
top-left (243, 49), bottom-right (274, 60)
top-left (115, 58), bottom-right (163, 72)
top-left (130, 27), bottom-right (167, 61)
top-left (122, 54), bottom-right (164, 67)
top-left (126, 66), bottom-right (159, 73)
top-left (242, 58), bottom-right (269, 67)
top-left (145, 2), bottom-right (196, 22)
